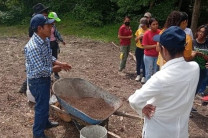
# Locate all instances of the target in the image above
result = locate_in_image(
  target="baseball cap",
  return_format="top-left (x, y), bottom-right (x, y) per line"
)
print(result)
top-left (33, 3), bottom-right (49, 14)
top-left (144, 12), bottom-right (151, 18)
top-left (140, 17), bottom-right (148, 27)
top-left (153, 26), bottom-right (186, 49)
top-left (48, 12), bottom-right (61, 22)
top-left (30, 14), bottom-right (55, 30)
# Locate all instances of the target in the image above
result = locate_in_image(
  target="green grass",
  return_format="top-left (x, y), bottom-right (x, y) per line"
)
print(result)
top-left (0, 15), bottom-right (138, 50)
top-left (0, 25), bottom-right (28, 37)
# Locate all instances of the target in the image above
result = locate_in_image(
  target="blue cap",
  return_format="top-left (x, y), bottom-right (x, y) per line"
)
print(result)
top-left (30, 14), bottom-right (55, 30)
top-left (153, 26), bottom-right (186, 49)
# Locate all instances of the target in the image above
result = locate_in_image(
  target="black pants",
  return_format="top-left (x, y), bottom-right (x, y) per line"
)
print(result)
top-left (135, 47), bottom-right (145, 77)
top-left (50, 41), bottom-right (59, 59)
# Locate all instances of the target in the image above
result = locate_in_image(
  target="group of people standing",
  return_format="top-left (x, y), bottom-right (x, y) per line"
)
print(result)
top-left (118, 11), bottom-right (208, 100)
top-left (122, 10), bottom-right (208, 138)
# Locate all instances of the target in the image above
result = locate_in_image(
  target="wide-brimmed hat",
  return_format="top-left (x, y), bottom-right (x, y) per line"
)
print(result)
top-left (153, 26), bottom-right (186, 49)
top-left (33, 3), bottom-right (49, 14)
top-left (30, 14), bottom-right (54, 30)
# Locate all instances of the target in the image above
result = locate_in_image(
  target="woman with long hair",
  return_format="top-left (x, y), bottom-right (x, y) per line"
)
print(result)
top-left (142, 18), bottom-right (160, 81)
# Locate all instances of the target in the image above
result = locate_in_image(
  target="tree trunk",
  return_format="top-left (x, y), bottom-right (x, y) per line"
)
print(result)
top-left (190, 0), bottom-right (201, 36)
top-left (178, 0), bottom-right (183, 10)
top-left (149, 0), bottom-right (155, 10)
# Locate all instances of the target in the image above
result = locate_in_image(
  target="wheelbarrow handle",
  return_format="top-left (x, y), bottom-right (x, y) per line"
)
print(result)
top-left (113, 111), bottom-right (140, 120)
top-left (50, 105), bottom-right (67, 114)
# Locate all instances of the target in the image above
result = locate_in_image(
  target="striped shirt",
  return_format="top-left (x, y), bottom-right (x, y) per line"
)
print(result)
top-left (24, 33), bottom-right (56, 79)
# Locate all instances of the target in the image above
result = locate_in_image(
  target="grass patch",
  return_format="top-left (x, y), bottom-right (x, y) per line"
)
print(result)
top-left (0, 14), bottom-right (138, 50)
top-left (0, 25), bottom-right (28, 37)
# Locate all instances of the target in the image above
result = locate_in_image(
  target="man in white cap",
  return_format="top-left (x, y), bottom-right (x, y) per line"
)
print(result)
top-left (129, 26), bottom-right (199, 138)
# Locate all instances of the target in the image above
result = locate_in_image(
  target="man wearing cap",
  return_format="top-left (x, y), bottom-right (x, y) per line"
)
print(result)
top-left (24, 14), bottom-right (71, 138)
top-left (129, 26), bottom-right (199, 138)
top-left (19, 3), bottom-right (50, 94)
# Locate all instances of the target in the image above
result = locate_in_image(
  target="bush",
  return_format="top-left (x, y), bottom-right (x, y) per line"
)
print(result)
top-left (0, 6), bottom-right (23, 25)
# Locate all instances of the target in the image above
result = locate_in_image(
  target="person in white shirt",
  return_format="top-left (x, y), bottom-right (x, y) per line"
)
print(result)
top-left (129, 26), bottom-right (199, 138)
top-left (184, 27), bottom-right (194, 40)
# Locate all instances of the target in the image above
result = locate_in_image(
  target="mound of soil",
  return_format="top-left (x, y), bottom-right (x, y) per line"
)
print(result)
top-left (60, 96), bottom-right (114, 120)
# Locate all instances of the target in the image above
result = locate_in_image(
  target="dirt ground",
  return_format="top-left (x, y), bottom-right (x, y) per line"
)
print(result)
top-left (0, 36), bottom-right (208, 138)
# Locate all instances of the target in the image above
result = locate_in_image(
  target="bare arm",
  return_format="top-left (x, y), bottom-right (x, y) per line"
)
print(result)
top-left (118, 35), bottom-right (133, 39)
top-left (143, 44), bottom-right (157, 49)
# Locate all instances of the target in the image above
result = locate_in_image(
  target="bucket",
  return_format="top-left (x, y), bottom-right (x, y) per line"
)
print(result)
top-left (80, 125), bottom-right (107, 138)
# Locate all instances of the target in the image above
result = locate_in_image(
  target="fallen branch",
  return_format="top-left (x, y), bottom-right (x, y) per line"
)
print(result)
top-left (111, 42), bottom-right (119, 48)
top-left (129, 52), bottom-right (136, 62)
top-left (108, 131), bottom-right (121, 138)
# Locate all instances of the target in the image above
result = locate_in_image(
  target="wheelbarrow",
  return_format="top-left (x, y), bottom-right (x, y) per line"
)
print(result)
top-left (51, 78), bottom-right (140, 137)
top-left (52, 78), bottom-right (123, 125)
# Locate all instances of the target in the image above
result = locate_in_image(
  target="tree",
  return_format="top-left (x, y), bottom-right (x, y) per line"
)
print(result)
top-left (190, 0), bottom-right (201, 34)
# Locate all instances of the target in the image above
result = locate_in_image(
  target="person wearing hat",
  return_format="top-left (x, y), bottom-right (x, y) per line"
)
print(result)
top-left (24, 14), bottom-right (71, 138)
top-left (48, 12), bottom-right (66, 79)
top-left (19, 3), bottom-right (50, 94)
top-left (129, 26), bottom-right (199, 138)
top-left (29, 3), bottom-right (50, 37)
top-left (134, 17), bottom-right (149, 83)
top-left (138, 12), bottom-right (152, 29)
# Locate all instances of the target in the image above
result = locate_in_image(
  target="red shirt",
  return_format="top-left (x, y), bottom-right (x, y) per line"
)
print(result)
top-left (142, 29), bottom-right (160, 57)
top-left (118, 24), bottom-right (132, 46)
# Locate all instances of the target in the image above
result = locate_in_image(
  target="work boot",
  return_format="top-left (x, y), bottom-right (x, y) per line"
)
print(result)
top-left (54, 73), bottom-right (60, 80)
top-left (19, 80), bottom-right (27, 94)
top-left (45, 121), bottom-right (59, 129)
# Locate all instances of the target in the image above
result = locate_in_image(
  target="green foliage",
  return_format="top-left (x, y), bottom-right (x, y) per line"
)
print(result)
top-left (72, 0), bottom-right (116, 26)
top-left (0, 6), bottom-right (23, 25)
top-left (149, 0), bottom-right (178, 27)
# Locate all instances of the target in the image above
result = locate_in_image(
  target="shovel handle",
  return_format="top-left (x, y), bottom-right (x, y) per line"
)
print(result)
top-left (114, 111), bottom-right (140, 120)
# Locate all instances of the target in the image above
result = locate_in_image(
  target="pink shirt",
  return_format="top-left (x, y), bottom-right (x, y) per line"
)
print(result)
top-left (142, 29), bottom-right (160, 57)
top-left (50, 26), bottom-right (56, 41)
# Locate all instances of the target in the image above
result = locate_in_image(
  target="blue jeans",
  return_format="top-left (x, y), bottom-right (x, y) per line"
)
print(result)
top-left (144, 55), bottom-right (158, 81)
top-left (28, 77), bottom-right (51, 137)
top-left (196, 69), bottom-right (207, 94)
top-left (135, 47), bottom-right (145, 77)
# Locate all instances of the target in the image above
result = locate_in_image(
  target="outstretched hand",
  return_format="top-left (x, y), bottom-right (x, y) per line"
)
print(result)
top-left (53, 65), bottom-right (62, 73)
top-left (60, 62), bottom-right (71, 71)
top-left (142, 104), bottom-right (156, 119)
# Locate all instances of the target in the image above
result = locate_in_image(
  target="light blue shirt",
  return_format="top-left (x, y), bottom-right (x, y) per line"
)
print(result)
top-left (24, 33), bottom-right (56, 79)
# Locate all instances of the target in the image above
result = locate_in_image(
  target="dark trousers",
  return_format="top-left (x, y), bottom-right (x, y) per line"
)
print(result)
top-left (196, 68), bottom-right (207, 94)
top-left (135, 47), bottom-right (145, 77)
top-left (50, 41), bottom-right (59, 59)
top-left (28, 77), bottom-right (51, 137)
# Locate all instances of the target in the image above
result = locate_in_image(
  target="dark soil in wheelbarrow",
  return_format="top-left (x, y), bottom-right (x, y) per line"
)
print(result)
top-left (60, 96), bottom-right (114, 120)
top-left (0, 36), bottom-right (208, 138)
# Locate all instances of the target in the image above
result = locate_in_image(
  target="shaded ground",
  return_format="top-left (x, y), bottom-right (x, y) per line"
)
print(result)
top-left (0, 36), bottom-right (207, 138)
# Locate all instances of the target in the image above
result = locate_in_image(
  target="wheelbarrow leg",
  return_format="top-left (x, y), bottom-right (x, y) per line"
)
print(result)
top-left (72, 119), bottom-right (84, 131)
top-left (100, 118), bottom-right (109, 130)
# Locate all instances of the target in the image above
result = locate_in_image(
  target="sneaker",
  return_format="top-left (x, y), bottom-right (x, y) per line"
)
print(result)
top-left (135, 75), bottom-right (141, 81)
top-left (191, 108), bottom-right (197, 113)
top-left (141, 77), bottom-right (146, 84)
